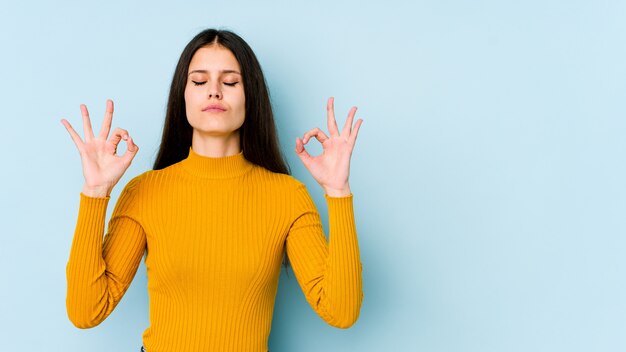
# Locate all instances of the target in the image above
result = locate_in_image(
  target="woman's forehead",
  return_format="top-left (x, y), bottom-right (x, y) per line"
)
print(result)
top-left (188, 46), bottom-right (240, 73)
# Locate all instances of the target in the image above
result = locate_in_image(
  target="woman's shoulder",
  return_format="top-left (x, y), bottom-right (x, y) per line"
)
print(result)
top-left (119, 170), bottom-right (151, 194)
top-left (252, 165), bottom-right (308, 191)
top-left (120, 165), bottom-right (175, 190)
top-left (125, 162), bottom-right (182, 186)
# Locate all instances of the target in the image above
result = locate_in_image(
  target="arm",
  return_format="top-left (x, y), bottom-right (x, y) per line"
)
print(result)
top-left (291, 97), bottom-right (364, 327)
top-left (66, 177), bottom-right (146, 328)
top-left (286, 186), bottom-right (363, 328)
top-left (61, 99), bottom-right (142, 328)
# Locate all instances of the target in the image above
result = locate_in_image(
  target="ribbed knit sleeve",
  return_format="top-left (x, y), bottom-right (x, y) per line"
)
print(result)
top-left (66, 175), bottom-right (146, 328)
top-left (66, 150), bottom-right (365, 349)
top-left (286, 184), bottom-right (363, 328)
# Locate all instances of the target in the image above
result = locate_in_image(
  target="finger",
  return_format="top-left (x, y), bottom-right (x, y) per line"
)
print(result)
top-left (80, 104), bottom-right (95, 141)
top-left (327, 97), bottom-right (339, 137)
top-left (121, 135), bottom-right (139, 164)
top-left (349, 118), bottom-right (363, 145)
top-left (295, 137), bottom-right (312, 164)
top-left (302, 128), bottom-right (329, 145)
top-left (341, 106), bottom-right (358, 137)
top-left (99, 99), bottom-right (114, 139)
top-left (295, 137), bottom-right (304, 153)
top-left (107, 127), bottom-right (129, 154)
top-left (60, 119), bottom-right (85, 153)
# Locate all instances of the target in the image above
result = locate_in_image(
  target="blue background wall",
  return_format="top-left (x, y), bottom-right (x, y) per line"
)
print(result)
top-left (1, 0), bottom-right (625, 351)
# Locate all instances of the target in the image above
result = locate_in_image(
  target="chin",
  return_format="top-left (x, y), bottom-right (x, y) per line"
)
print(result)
top-left (191, 124), bottom-right (242, 137)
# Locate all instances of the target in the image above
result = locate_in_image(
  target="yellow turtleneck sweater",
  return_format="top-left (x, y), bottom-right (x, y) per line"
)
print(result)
top-left (66, 147), bottom-right (363, 352)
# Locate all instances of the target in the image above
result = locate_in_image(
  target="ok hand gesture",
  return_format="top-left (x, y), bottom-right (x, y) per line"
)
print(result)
top-left (61, 99), bottom-right (138, 198)
top-left (295, 97), bottom-right (363, 197)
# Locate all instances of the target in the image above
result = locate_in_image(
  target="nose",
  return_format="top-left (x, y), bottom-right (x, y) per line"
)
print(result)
top-left (208, 83), bottom-right (222, 99)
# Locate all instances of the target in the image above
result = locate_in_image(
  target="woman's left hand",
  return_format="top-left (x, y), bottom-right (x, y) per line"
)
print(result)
top-left (296, 97), bottom-right (363, 197)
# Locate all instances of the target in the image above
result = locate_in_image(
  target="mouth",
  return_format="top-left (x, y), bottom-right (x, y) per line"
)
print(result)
top-left (202, 104), bottom-right (227, 113)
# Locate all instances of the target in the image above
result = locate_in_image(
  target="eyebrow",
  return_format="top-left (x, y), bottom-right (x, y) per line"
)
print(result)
top-left (188, 69), bottom-right (241, 76)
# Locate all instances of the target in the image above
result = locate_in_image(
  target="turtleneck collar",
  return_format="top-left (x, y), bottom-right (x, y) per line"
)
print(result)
top-left (180, 147), bottom-right (254, 179)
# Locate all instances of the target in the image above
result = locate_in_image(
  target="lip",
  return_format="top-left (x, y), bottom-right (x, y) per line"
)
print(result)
top-left (202, 104), bottom-right (227, 112)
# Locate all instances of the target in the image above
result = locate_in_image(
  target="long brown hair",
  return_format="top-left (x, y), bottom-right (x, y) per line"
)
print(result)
top-left (153, 29), bottom-right (289, 175)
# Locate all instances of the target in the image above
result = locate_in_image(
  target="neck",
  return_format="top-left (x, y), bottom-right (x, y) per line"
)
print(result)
top-left (181, 147), bottom-right (253, 179)
top-left (192, 130), bottom-right (241, 157)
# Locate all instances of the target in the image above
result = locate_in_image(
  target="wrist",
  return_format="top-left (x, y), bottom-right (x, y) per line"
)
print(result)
top-left (82, 184), bottom-right (112, 198)
top-left (323, 184), bottom-right (352, 197)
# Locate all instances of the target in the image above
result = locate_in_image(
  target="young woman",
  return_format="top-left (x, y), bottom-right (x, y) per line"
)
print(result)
top-left (61, 29), bottom-right (363, 352)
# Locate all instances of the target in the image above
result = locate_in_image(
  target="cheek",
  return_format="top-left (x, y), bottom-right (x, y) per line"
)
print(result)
top-left (183, 88), bottom-right (191, 110)
top-left (239, 100), bottom-right (246, 122)
top-left (184, 86), bottom-right (202, 110)
top-left (236, 89), bottom-right (246, 113)
top-left (184, 86), bottom-right (195, 105)
top-left (183, 87), bottom-right (198, 124)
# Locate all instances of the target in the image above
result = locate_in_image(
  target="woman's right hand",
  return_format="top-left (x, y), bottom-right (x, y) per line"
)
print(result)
top-left (61, 99), bottom-right (139, 198)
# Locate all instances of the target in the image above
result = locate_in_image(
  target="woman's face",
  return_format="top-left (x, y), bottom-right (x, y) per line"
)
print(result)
top-left (184, 45), bottom-right (245, 139)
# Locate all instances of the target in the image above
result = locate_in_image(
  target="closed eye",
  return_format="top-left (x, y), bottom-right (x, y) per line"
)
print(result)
top-left (192, 81), bottom-right (206, 86)
top-left (224, 82), bottom-right (239, 87)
